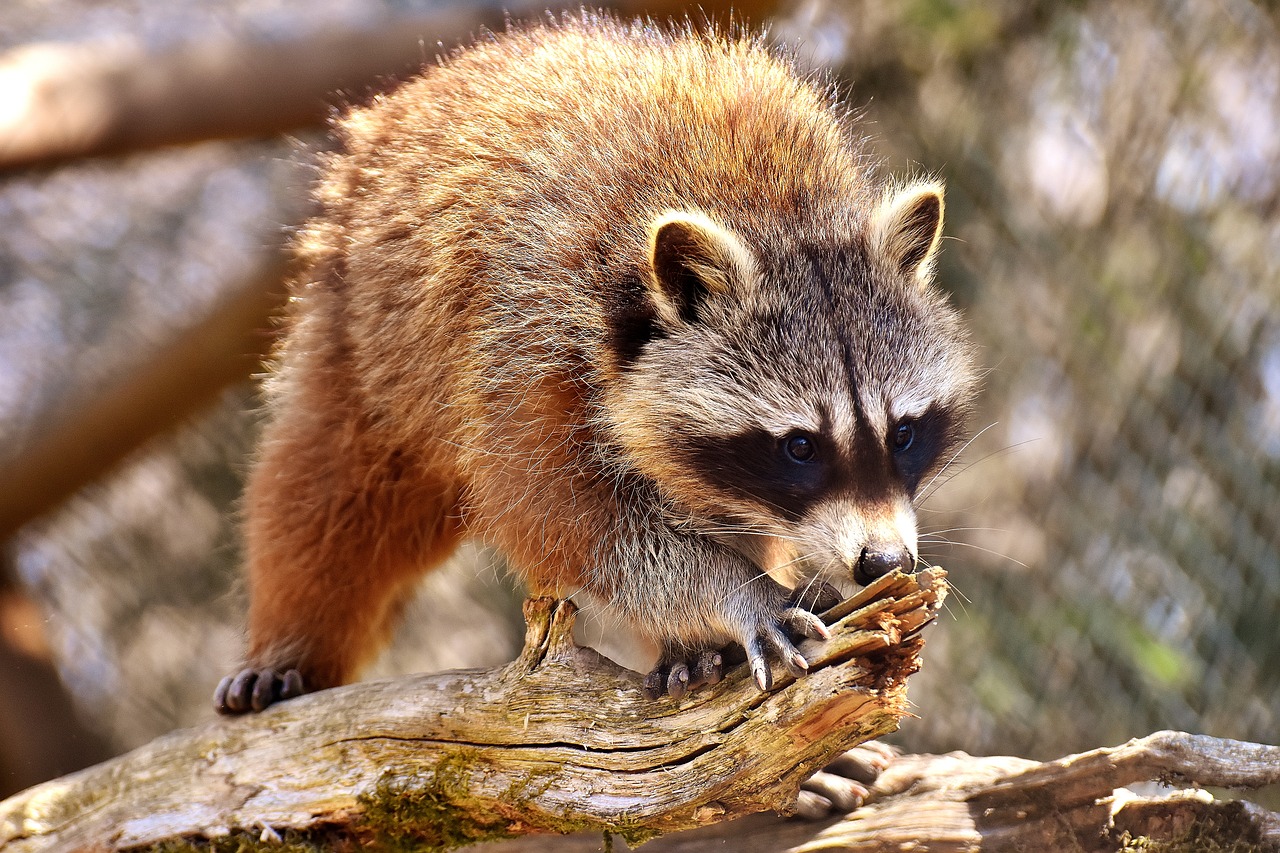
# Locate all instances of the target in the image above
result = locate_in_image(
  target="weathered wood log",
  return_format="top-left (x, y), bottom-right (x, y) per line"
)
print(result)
top-left (474, 732), bottom-right (1280, 852)
top-left (789, 731), bottom-right (1280, 852)
top-left (0, 569), bottom-right (946, 851)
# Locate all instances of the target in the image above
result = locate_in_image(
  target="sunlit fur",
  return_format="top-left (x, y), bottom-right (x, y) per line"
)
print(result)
top-left (239, 12), bottom-right (979, 692)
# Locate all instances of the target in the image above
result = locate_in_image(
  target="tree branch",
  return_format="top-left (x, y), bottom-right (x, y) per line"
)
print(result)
top-left (0, 569), bottom-right (945, 850)
top-left (0, 0), bottom-right (780, 172)
top-left (789, 731), bottom-right (1280, 852)
top-left (474, 733), bottom-right (1280, 852)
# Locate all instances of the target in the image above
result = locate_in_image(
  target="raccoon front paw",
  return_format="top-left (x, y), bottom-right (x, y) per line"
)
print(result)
top-left (214, 667), bottom-right (307, 714)
top-left (642, 648), bottom-right (725, 700)
top-left (741, 604), bottom-right (831, 692)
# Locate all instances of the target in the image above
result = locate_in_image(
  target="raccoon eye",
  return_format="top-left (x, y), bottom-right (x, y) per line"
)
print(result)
top-left (892, 422), bottom-right (915, 453)
top-left (784, 433), bottom-right (818, 463)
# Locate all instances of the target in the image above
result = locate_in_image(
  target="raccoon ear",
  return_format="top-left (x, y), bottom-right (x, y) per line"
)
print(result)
top-left (647, 211), bottom-right (755, 325)
top-left (871, 181), bottom-right (945, 284)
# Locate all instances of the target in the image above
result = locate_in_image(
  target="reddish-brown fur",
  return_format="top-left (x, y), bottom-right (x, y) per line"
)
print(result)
top-left (216, 13), bottom-right (977, 712)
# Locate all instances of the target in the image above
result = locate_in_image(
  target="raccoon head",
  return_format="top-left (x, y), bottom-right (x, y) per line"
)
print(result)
top-left (606, 181), bottom-right (979, 589)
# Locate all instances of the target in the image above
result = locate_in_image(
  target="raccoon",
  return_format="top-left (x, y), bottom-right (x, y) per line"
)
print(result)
top-left (215, 12), bottom-right (979, 713)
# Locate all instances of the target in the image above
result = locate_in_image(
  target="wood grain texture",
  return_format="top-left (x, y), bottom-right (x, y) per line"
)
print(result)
top-left (477, 733), bottom-right (1280, 852)
top-left (790, 731), bottom-right (1280, 852)
top-left (0, 569), bottom-right (944, 851)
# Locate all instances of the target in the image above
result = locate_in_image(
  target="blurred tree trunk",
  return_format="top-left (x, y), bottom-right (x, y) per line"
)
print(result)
top-left (0, 564), bottom-right (111, 799)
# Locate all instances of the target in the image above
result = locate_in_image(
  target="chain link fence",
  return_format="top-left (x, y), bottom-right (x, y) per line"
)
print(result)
top-left (843, 0), bottom-right (1280, 757)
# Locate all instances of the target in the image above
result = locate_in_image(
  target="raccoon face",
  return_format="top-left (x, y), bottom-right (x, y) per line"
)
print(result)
top-left (607, 183), bottom-right (978, 587)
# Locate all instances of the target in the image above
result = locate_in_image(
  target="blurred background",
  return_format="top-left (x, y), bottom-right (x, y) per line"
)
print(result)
top-left (1, 0), bottom-right (1277, 799)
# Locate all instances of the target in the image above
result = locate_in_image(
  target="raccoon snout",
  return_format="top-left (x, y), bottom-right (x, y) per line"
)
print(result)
top-left (852, 543), bottom-right (915, 586)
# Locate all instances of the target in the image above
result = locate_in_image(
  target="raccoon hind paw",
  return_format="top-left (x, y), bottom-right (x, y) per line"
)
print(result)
top-left (642, 648), bottom-right (724, 700)
top-left (214, 667), bottom-right (307, 714)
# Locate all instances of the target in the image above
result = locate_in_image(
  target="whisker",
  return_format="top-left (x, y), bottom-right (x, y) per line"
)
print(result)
top-left (915, 421), bottom-right (999, 503)
top-left (917, 436), bottom-right (1042, 506)
top-left (795, 571), bottom-right (827, 607)
top-left (943, 578), bottom-right (971, 619)
top-left (719, 568), bottom-right (773, 602)
top-left (919, 526), bottom-right (1009, 538)
top-left (693, 527), bottom-right (808, 548)
top-left (923, 538), bottom-right (1029, 570)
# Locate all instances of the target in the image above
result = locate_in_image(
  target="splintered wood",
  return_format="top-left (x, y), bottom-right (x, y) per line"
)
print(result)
top-left (0, 569), bottom-right (948, 851)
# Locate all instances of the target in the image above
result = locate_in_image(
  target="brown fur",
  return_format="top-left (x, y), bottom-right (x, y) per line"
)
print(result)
top-left (222, 12), bottom-right (978, 708)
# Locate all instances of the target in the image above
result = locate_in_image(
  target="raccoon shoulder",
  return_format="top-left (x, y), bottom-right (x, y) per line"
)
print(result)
top-left (320, 15), bottom-right (874, 310)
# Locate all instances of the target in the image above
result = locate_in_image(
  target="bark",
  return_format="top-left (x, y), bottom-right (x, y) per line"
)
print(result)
top-left (478, 733), bottom-right (1280, 852)
top-left (0, 569), bottom-right (944, 851)
top-left (4, 567), bottom-right (1278, 852)
top-left (789, 733), bottom-right (1280, 852)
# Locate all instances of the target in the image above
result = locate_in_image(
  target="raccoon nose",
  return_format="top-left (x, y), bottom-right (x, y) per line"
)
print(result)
top-left (853, 545), bottom-right (914, 586)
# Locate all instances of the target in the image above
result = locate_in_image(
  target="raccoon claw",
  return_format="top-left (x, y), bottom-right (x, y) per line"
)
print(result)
top-left (214, 667), bottom-right (306, 714)
top-left (643, 649), bottom-right (724, 700)
top-left (744, 604), bottom-right (828, 692)
top-left (781, 606), bottom-right (831, 641)
top-left (745, 630), bottom-right (807, 691)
